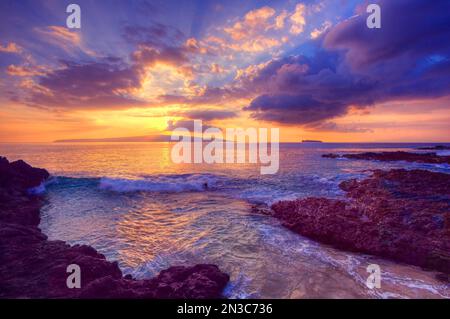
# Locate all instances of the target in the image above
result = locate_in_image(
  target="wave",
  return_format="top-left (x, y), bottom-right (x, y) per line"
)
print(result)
top-left (27, 176), bottom-right (58, 194)
top-left (28, 182), bottom-right (47, 195)
top-left (98, 173), bottom-right (221, 193)
top-left (436, 150), bottom-right (450, 156)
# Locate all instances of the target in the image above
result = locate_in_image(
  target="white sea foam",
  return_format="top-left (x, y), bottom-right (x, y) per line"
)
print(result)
top-left (223, 272), bottom-right (256, 299)
top-left (27, 176), bottom-right (57, 194)
top-left (436, 150), bottom-right (450, 156)
top-left (98, 174), bottom-right (219, 193)
top-left (28, 182), bottom-right (47, 195)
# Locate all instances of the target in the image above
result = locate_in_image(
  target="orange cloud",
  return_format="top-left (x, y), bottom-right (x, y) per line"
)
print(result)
top-left (34, 26), bottom-right (96, 56)
top-left (310, 21), bottom-right (332, 39)
top-left (224, 6), bottom-right (276, 41)
top-left (0, 42), bottom-right (23, 54)
top-left (229, 37), bottom-right (280, 53)
top-left (274, 10), bottom-right (288, 30)
top-left (214, 6), bottom-right (287, 53)
top-left (209, 4), bottom-right (310, 54)
top-left (210, 63), bottom-right (225, 74)
top-left (6, 65), bottom-right (45, 77)
top-left (290, 4), bottom-right (306, 35)
top-left (36, 26), bottom-right (81, 45)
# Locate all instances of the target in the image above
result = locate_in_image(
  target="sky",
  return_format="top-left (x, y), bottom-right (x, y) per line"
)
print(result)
top-left (0, 0), bottom-right (449, 143)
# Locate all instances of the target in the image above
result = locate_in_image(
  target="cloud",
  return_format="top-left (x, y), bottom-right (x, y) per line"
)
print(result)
top-left (289, 4), bottom-right (306, 35)
top-left (33, 25), bottom-right (99, 58)
top-left (166, 119), bottom-right (215, 132)
top-left (123, 23), bottom-right (185, 49)
top-left (34, 26), bottom-right (82, 53)
top-left (310, 21), bottom-right (332, 39)
top-left (0, 42), bottom-right (22, 54)
top-left (6, 65), bottom-right (45, 77)
top-left (155, 89), bottom-right (230, 107)
top-left (217, 6), bottom-right (287, 53)
top-left (241, 0), bottom-right (450, 127)
top-left (123, 22), bottom-right (197, 67)
top-left (124, 22), bottom-right (208, 97)
top-left (13, 21), bottom-right (198, 110)
top-left (274, 10), bottom-right (288, 30)
top-left (324, 0), bottom-right (450, 70)
top-left (131, 45), bottom-right (188, 67)
top-left (211, 3), bottom-right (312, 53)
top-left (38, 26), bottom-right (80, 44)
top-left (175, 109), bottom-right (237, 121)
top-left (210, 63), bottom-right (225, 74)
top-left (4, 0), bottom-right (449, 133)
top-left (224, 6), bottom-right (276, 41)
top-left (244, 94), bottom-right (347, 124)
top-left (26, 59), bottom-right (144, 109)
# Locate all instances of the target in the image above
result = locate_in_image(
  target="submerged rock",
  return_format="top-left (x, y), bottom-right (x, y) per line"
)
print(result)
top-left (260, 169), bottom-right (450, 275)
top-left (0, 156), bottom-right (229, 299)
top-left (322, 151), bottom-right (450, 164)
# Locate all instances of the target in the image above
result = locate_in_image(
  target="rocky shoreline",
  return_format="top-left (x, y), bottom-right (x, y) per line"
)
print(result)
top-left (254, 168), bottom-right (450, 280)
top-left (0, 157), bottom-right (229, 298)
top-left (322, 151), bottom-right (450, 164)
top-left (417, 145), bottom-right (450, 151)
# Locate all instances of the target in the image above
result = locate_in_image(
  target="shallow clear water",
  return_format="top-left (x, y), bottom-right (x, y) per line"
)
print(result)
top-left (1, 142), bottom-right (449, 298)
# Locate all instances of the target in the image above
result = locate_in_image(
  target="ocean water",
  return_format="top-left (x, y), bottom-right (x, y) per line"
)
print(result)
top-left (1, 142), bottom-right (449, 298)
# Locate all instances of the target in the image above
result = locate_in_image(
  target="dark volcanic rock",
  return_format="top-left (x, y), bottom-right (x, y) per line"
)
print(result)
top-left (322, 151), bottom-right (450, 164)
top-left (79, 264), bottom-right (229, 299)
top-left (0, 157), bottom-right (50, 190)
top-left (261, 169), bottom-right (450, 274)
top-left (0, 156), bottom-right (229, 299)
top-left (417, 145), bottom-right (450, 150)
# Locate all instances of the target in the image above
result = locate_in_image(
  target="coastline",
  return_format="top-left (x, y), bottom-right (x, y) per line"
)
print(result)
top-left (255, 152), bottom-right (450, 281)
top-left (0, 156), bottom-right (229, 299)
top-left (1, 150), bottom-right (449, 298)
top-left (322, 151), bottom-right (450, 164)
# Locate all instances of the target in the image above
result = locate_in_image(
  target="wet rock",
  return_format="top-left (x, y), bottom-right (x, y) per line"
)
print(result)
top-left (77, 264), bottom-right (229, 299)
top-left (0, 156), bottom-right (229, 299)
top-left (0, 157), bottom-right (50, 190)
top-left (263, 169), bottom-right (450, 274)
top-left (417, 145), bottom-right (450, 150)
top-left (322, 151), bottom-right (450, 164)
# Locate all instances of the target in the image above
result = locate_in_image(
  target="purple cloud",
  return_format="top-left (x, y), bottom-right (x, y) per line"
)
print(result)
top-left (123, 23), bottom-right (185, 49)
top-left (29, 59), bottom-right (144, 109)
top-left (243, 0), bottom-right (450, 126)
top-left (245, 94), bottom-right (347, 124)
top-left (12, 20), bottom-right (196, 110)
top-left (176, 109), bottom-right (237, 121)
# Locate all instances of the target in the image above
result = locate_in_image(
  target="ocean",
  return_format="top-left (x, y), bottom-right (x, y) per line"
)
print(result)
top-left (1, 142), bottom-right (449, 298)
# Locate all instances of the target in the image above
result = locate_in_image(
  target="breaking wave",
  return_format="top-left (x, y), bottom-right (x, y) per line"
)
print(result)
top-left (98, 173), bottom-right (221, 193)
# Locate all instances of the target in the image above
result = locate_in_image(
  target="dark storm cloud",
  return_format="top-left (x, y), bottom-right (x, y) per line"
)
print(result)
top-left (243, 0), bottom-right (450, 126)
